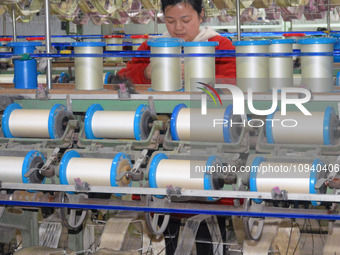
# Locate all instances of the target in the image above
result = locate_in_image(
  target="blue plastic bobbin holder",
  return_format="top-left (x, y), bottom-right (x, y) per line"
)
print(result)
top-left (223, 105), bottom-right (234, 143)
top-left (182, 41), bottom-right (219, 47)
top-left (59, 150), bottom-right (80, 195)
top-left (84, 103), bottom-right (103, 139)
top-left (110, 152), bottom-right (133, 197)
top-left (270, 39), bottom-right (296, 44)
top-left (104, 72), bottom-right (112, 85)
top-left (148, 153), bottom-right (168, 192)
top-left (71, 42), bottom-right (106, 48)
top-left (205, 155), bottom-right (224, 201)
top-left (310, 159), bottom-right (324, 207)
top-left (2, 103), bottom-right (22, 138)
top-left (232, 40), bottom-right (271, 47)
top-left (323, 106), bottom-right (336, 145)
top-left (59, 150), bottom-right (79, 185)
top-left (22, 150), bottom-right (46, 184)
top-left (330, 33), bottom-right (340, 63)
top-left (147, 37), bottom-right (184, 48)
top-left (7, 42), bottom-right (42, 89)
top-left (48, 104), bottom-right (67, 139)
top-left (297, 37), bottom-right (337, 45)
top-left (134, 104), bottom-right (151, 141)
top-left (249, 156), bottom-right (266, 204)
top-left (336, 71), bottom-right (340, 86)
top-left (170, 103), bottom-right (187, 141)
top-left (57, 72), bottom-right (70, 83)
top-left (147, 87), bottom-right (185, 92)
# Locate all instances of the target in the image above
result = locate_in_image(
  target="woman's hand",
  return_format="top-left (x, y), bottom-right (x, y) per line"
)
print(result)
top-left (144, 64), bottom-right (152, 80)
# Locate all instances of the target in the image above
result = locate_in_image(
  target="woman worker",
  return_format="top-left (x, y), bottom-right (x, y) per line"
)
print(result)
top-left (118, 0), bottom-right (236, 84)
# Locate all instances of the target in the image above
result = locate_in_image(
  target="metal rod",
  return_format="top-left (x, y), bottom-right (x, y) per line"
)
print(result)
top-left (236, 0), bottom-right (241, 41)
top-left (327, 0), bottom-right (331, 32)
top-left (12, 7), bottom-right (17, 42)
top-left (44, 0), bottom-right (52, 90)
top-left (154, 10), bottom-right (158, 34)
top-left (0, 196), bottom-right (339, 220)
top-left (2, 182), bottom-right (340, 203)
top-left (3, 14), bottom-right (6, 35)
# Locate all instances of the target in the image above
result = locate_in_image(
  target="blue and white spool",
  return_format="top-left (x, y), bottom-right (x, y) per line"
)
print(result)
top-left (148, 153), bottom-right (223, 196)
top-left (298, 37), bottom-right (336, 92)
top-left (233, 40), bottom-right (271, 92)
top-left (104, 34), bottom-right (124, 63)
top-left (59, 151), bottom-right (132, 195)
top-left (2, 103), bottom-right (68, 139)
top-left (182, 41), bottom-right (219, 92)
top-left (250, 157), bottom-right (325, 206)
top-left (269, 39), bottom-right (295, 89)
top-left (266, 106), bottom-right (337, 145)
top-left (71, 42), bottom-right (106, 90)
top-left (147, 38), bottom-right (183, 91)
top-left (84, 103), bottom-right (152, 140)
top-left (0, 150), bottom-right (45, 184)
top-left (170, 104), bottom-right (239, 143)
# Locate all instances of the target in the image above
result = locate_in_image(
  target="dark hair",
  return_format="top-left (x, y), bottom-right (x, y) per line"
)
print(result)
top-left (161, 0), bottom-right (203, 15)
top-left (316, 27), bottom-right (327, 32)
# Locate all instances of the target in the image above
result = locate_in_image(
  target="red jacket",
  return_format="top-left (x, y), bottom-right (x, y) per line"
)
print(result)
top-left (118, 35), bottom-right (236, 84)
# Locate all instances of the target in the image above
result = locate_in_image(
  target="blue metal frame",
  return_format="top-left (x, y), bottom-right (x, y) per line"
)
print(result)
top-left (298, 38), bottom-right (337, 45)
top-left (147, 38), bottom-right (183, 47)
top-left (233, 40), bottom-right (271, 46)
top-left (71, 42), bottom-right (106, 47)
top-left (1, 200), bottom-right (340, 220)
top-left (183, 41), bottom-right (219, 47)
